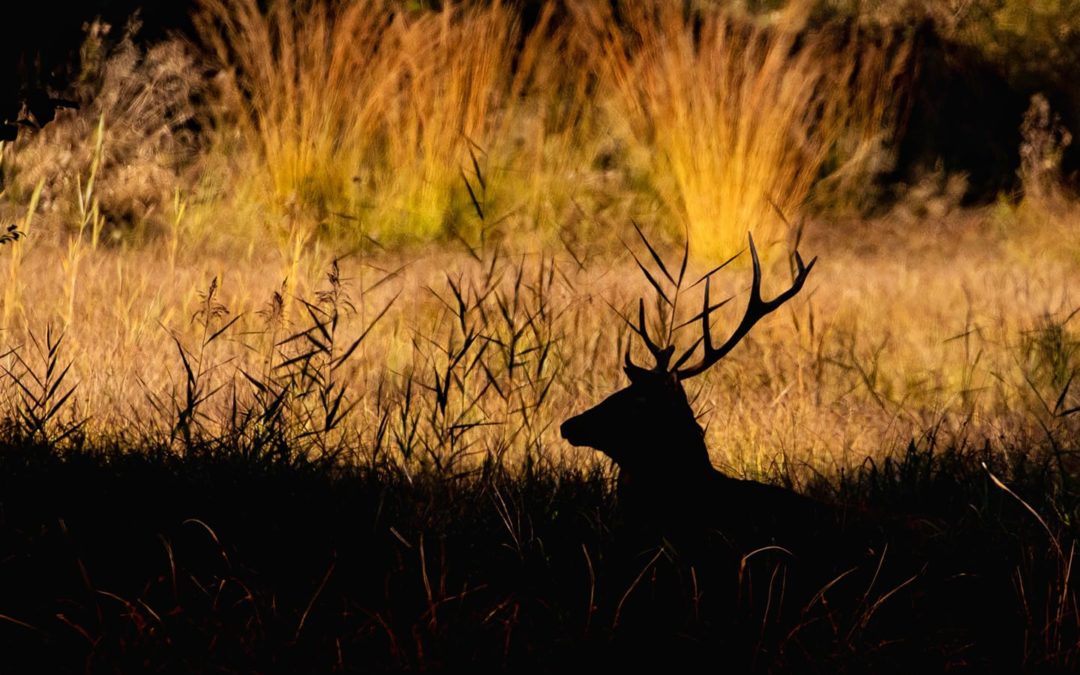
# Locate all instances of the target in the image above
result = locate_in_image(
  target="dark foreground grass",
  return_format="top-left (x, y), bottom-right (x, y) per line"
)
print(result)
top-left (0, 433), bottom-right (1077, 673)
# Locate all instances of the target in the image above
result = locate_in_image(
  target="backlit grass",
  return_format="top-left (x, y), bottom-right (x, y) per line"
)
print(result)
top-left (0, 201), bottom-right (1075, 480)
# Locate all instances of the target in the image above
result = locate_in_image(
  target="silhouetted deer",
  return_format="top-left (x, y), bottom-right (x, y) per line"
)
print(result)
top-left (561, 232), bottom-right (835, 552)
top-left (561, 233), bottom-right (1025, 665)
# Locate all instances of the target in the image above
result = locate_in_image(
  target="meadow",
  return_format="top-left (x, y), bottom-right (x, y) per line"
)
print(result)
top-left (1, 0), bottom-right (1079, 671)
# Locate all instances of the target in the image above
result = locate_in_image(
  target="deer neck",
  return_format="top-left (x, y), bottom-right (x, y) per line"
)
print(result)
top-left (671, 422), bottom-right (718, 482)
top-left (619, 413), bottom-right (718, 490)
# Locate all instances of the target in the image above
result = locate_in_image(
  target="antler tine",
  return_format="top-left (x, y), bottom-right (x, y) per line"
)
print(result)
top-left (671, 272), bottom-right (714, 372)
top-left (676, 234), bottom-right (816, 380)
top-left (626, 298), bottom-right (674, 371)
top-left (700, 274), bottom-right (714, 361)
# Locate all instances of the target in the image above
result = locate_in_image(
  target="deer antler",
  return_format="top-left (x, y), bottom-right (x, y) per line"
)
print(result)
top-left (625, 298), bottom-right (675, 372)
top-left (623, 223), bottom-right (683, 373)
top-left (674, 234), bottom-right (816, 380)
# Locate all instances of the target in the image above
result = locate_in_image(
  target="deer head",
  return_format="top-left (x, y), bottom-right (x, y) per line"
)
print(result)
top-left (561, 233), bottom-right (815, 490)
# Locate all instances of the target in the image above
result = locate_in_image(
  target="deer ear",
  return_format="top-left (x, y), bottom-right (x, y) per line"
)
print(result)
top-left (663, 368), bottom-right (679, 383)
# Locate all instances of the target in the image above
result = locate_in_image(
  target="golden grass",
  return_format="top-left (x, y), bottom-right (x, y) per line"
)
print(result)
top-left (0, 199), bottom-right (1076, 480)
top-left (0, 1), bottom-right (913, 257)
top-left (183, 0), bottom-right (911, 252)
top-left (0, 1), bottom-right (1074, 480)
top-left (574, 1), bottom-right (911, 261)
top-left (195, 0), bottom-right (590, 245)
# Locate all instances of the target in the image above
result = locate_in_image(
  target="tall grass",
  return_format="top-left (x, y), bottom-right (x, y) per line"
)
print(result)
top-left (196, 0), bottom-right (400, 225)
top-left (576, 1), bottom-right (911, 261)
top-left (197, 0), bottom-right (586, 244)
top-left (0, 1), bottom-right (1073, 469)
top-left (2, 21), bottom-right (205, 243)
top-left (0, 209), bottom-right (1077, 481)
top-left (193, 0), bottom-right (914, 251)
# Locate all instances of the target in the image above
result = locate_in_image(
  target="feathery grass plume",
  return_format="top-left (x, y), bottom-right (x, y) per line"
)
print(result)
top-left (196, 0), bottom-right (398, 225)
top-left (197, 0), bottom-right (578, 244)
top-left (373, 1), bottom-right (521, 241)
top-left (578, 0), bottom-right (901, 261)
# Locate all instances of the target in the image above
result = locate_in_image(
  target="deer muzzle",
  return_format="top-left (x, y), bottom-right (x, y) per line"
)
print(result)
top-left (559, 413), bottom-right (591, 447)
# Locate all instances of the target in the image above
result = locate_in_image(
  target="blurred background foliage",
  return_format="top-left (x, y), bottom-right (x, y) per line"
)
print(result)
top-left (2, 0), bottom-right (1078, 257)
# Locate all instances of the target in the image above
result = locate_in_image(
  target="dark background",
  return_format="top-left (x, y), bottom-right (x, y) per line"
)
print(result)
top-left (0, 1), bottom-right (194, 123)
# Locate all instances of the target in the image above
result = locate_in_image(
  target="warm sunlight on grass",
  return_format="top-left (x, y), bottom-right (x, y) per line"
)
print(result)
top-left (181, 0), bottom-right (912, 253)
top-left (577, 1), bottom-right (911, 261)
top-left (0, 0), bottom-right (1074, 477)
top-left (0, 203), bottom-right (1076, 480)
top-left (195, 0), bottom-right (590, 244)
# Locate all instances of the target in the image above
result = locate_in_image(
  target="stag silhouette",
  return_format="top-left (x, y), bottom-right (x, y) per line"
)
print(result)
top-left (561, 233), bottom-right (1025, 667)
top-left (562, 231), bottom-right (834, 552)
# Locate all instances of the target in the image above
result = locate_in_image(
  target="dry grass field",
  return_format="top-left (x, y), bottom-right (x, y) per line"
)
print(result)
top-left (0, 204), bottom-right (1077, 479)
